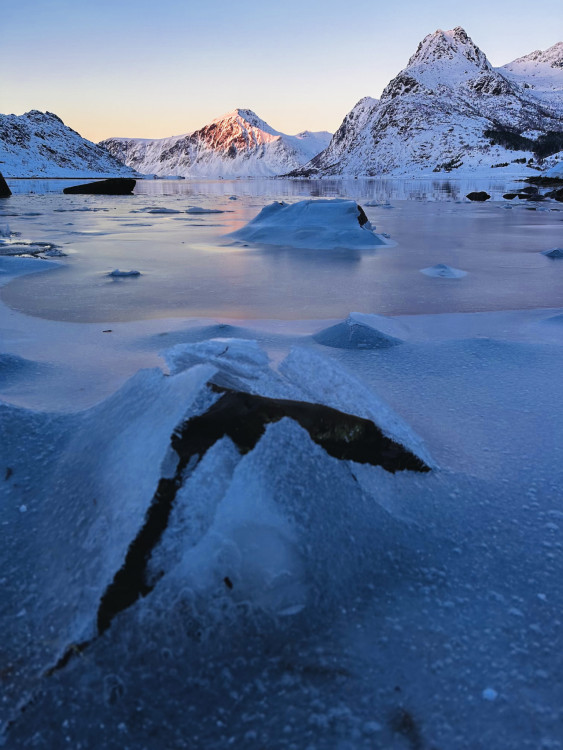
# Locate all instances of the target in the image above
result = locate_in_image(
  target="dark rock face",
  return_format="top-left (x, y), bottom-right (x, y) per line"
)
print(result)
top-left (503, 193), bottom-right (517, 199)
top-left (63, 178), bottom-right (136, 195)
top-left (0, 172), bottom-right (11, 197)
top-left (357, 204), bottom-right (369, 226)
top-left (466, 191), bottom-right (491, 201)
top-left (546, 187), bottom-right (563, 202)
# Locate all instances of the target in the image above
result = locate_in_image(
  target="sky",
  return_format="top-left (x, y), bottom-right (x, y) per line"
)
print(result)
top-left (3, 0), bottom-right (562, 142)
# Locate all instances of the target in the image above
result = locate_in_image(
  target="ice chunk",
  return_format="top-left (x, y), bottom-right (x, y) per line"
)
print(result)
top-left (0, 363), bottom-right (216, 714)
top-left (313, 312), bottom-right (404, 350)
top-left (145, 207), bottom-right (183, 214)
top-left (280, 347), bottom-right (434, 467)
top-left (542, 247), bottom-right (563, 259)
top-left (108, 268), bottom-right (142, 277)
top-left (148, 418), bottom-right (404, 619)
top-left (185, 206), bottom-right (224, 214)
top-left (227, 199), bottom-right (393, 250)
top-left (420, 263), bottom-right (467, 278)
top-left (0, 224), bottom-right (10, 237)
top-left (166, 338), bottom-right (270, 382)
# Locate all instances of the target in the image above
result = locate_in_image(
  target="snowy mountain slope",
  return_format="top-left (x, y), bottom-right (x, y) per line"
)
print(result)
top-left (100, 109), bottom-right (332, 178)
top-left (291, 27), bottom-right (563, 177)
top-left (501, 42), bottom-right (563, 113)
top-left (0, 111), bottom-right (138, 178)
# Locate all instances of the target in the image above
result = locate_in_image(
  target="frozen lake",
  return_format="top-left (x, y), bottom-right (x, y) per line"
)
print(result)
top-left (1, 178), bottom-right (563, 750)
top-left (2, 177), bottom-right (562, 322)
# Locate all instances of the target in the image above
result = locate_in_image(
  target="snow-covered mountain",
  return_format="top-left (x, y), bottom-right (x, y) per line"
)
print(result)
top-left (501, 42), bottom-right (563, 112)
top-left (291, 27), bottom-right (563, 177)
top-left (100, 109), bottom-right (332, 178)
top-left (0, 110), bottom-right (138, 178)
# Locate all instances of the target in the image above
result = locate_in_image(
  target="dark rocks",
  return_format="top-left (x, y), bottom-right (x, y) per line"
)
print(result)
top-left (466, 191), bottom-right (490, 201)
top-left (546, 187), bottom-right (563, 202)
top-left (517, 193), bottom-right (546, 201)
top-left (63, 178), bottom-right (136, 195)
top-left (0, 172), bottom-right (11, 198)
top-left (503, 193), bottom-right (517, 200)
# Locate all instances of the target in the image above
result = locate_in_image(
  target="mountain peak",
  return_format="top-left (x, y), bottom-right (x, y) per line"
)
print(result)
top-left (507, 41), bottom-right (563, 69)
top-left (212, 108), bottom-right (280, 136)
top-left (407, 26), bottom-right (489, 71)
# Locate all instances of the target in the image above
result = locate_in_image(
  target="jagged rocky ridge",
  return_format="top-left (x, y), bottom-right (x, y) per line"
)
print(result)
top-left (0, 110), bottom-right (138, 178)
top-left (99, 109), bottom-right (332, 178)
top-left (290, 27), bottom-right (563, 177)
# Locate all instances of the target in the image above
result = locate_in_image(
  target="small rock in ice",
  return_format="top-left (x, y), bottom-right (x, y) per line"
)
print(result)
top-left (542, 247), bottom-right (563, 259)
top-left (108, 269), bottom-right (141, 277)
top-left (228, 196), bottom-right (238, 200)
top-left (420, 263), bottom-right (467, 279)
top-left (482, 688), bottom-right (498, 701)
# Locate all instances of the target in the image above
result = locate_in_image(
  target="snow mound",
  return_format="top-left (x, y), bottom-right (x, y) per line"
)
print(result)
top-left (145, 207), bottom-right (183, 214)
top-left (108, 269), bottom-right (141, 277)
top-left (421, 263), bottom-right (467, 278)
top-left (313, 312), bottom-right (404, 350)
top-left (227, 199), bottom-right (392, 250)
top-left (542, 247), bottom-right (563, 258)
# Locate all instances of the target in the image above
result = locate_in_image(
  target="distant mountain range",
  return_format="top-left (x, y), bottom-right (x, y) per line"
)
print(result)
top-left (100, 110), bottom-right (332, 178)
top-left (291, 28), bottom-right (563, 177)
top-left (0, 110), bottom-right (137, 178)
top-left (0, 28), bottom-right (561, 179)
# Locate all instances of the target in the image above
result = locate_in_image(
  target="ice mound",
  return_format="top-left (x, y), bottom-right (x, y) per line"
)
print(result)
top-left (108, 268), bottom-right (141, 277)
top-left (542, 247), bottom-right (563, 259)
top-left (186, 206), bottom-right (224, 214)
top-left (227, 199), bottom-right (392, 250)
top-left (165, 338), bottom-right (272, 390)
top-left (145, 207), bottom-right (183, 214)
top-left (364, 200), bottom-right (393, 208)
top-left (0, 224), bottom-right (11, 237)
top-left (420, 263), bottom-right (467, 278)
top-left (313, 312), bottom-right (404, 350)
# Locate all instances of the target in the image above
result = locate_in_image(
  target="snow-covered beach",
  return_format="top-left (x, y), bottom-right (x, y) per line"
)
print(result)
top-left (1, 178), bottom-right (562, 748)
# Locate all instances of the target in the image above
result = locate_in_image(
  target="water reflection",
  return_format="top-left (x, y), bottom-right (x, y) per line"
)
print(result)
top-left (7, 176), bottom-right (526, 202)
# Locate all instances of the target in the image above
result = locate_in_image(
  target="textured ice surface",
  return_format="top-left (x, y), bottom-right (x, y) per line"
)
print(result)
top-left (228, 199), bottom-right (392, 250)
